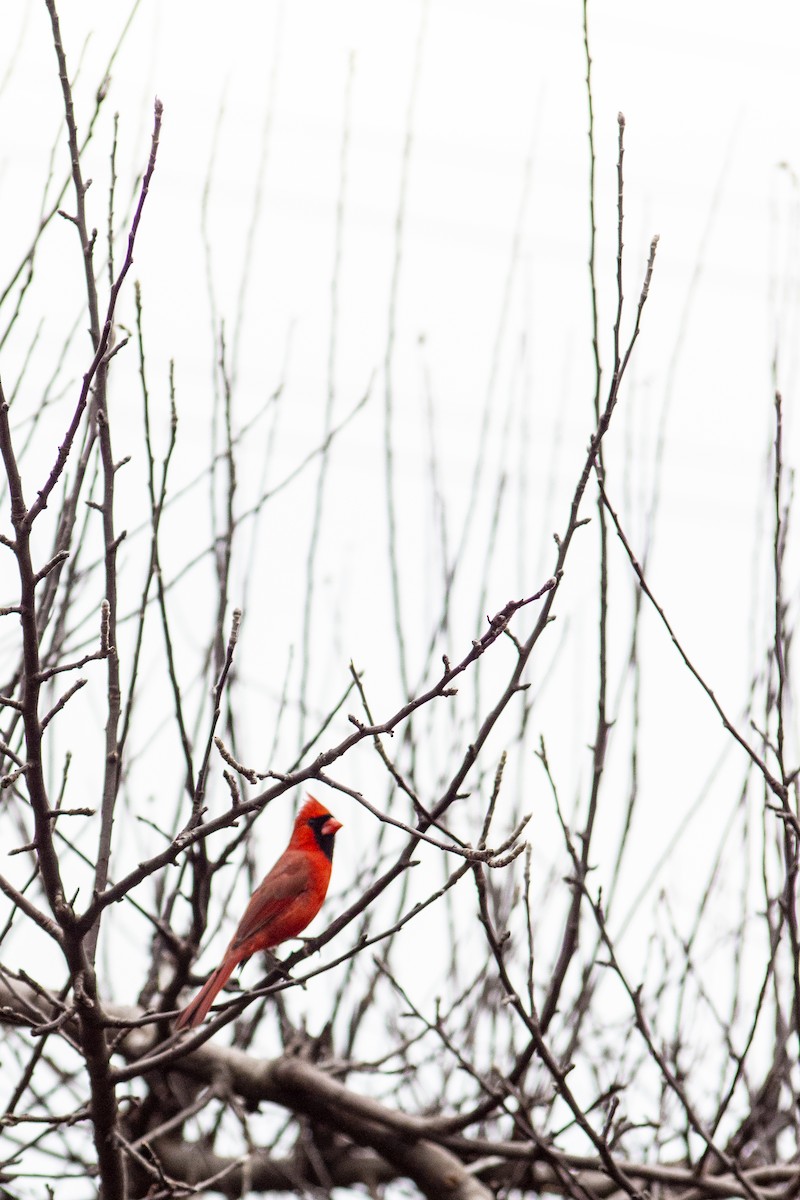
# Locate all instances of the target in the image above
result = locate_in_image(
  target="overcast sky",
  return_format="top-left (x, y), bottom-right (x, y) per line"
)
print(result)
top-left (1, 0), bottom-right (800, 975)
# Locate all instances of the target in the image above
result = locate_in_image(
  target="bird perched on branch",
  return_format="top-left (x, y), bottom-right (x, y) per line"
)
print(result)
top-left (176, 796), bottom-right (342, 1030)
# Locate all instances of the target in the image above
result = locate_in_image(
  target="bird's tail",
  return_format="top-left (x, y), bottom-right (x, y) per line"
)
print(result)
top-left (175, 955), bottom-right (239, 1030)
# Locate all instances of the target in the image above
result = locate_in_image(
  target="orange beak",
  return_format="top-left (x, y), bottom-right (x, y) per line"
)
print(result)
top-left (323, 816), bottom-right (342, 836)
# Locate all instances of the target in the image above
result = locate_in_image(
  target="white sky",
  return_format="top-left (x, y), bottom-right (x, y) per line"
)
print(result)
top-left (1, 0), bottom-right (799, 1033)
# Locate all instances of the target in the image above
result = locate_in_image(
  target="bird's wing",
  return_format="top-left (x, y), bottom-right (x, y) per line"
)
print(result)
top-left (229, 852), bottom-right (311, 950)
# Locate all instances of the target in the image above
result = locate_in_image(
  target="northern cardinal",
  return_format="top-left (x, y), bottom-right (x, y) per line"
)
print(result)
top-left (176, 796), bottom-right (342, 1030)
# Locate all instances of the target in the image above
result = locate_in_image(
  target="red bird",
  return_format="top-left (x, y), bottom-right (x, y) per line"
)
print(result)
top-left (176, 796), bottom-right (342, 1030)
